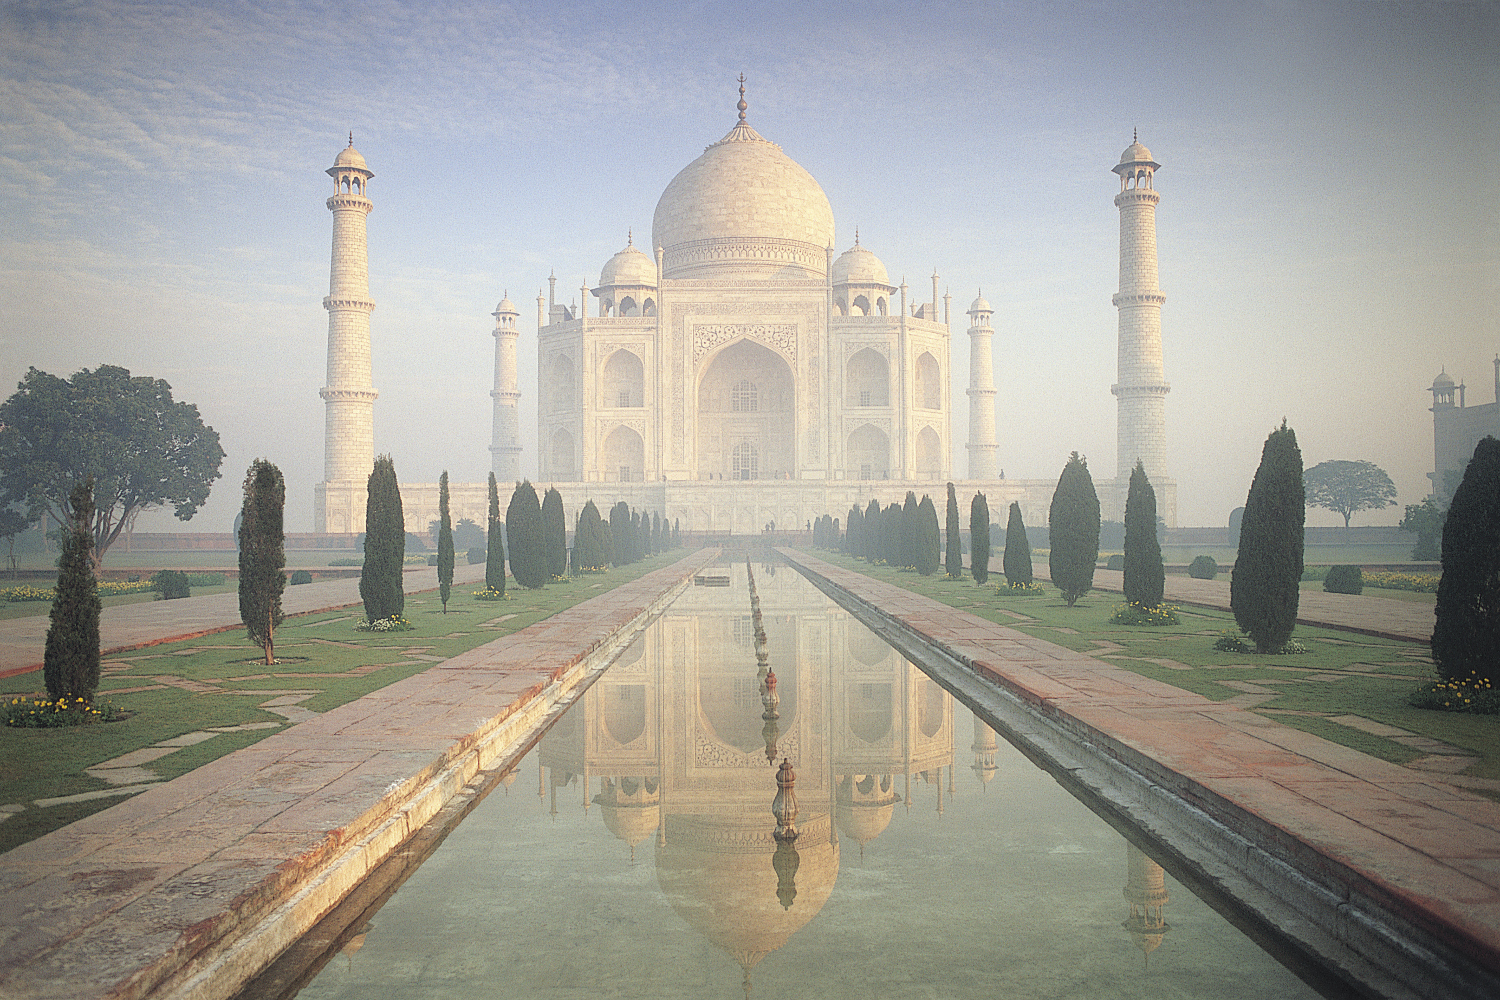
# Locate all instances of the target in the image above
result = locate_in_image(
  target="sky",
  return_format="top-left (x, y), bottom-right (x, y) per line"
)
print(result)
top-left (1, 0), bottom-right (1496, 533)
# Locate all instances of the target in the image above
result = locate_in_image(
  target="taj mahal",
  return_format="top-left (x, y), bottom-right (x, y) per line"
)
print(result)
top-left (313, 82), bottom-right (1175, 536)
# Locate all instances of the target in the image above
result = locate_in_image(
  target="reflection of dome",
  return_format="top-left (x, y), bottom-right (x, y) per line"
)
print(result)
top-left (656, 814), bottom-right (839, 977)
top-left (651, 114), bottom-right (834, 280)
top-left (595, 777), bottom-right (660, 856)
top-left (832, 242), bottom-right (889, 286)
top-left (599, 240), bottom-right (658, 287)
top-left (334, 144), bottom-right (368, 170)
top-left (835, 774), bottom-right (899, 848)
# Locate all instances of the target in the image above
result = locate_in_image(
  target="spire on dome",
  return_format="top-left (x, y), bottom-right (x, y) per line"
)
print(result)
top-left (737, 73), bottom-right (748, 123)
top-left (627, 228), bottom-right (633, 247)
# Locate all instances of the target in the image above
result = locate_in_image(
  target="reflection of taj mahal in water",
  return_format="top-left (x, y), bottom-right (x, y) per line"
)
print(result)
top-left (532, 559), bottom-right (1170, 986)
top-left (314, 81), bottom-right (1176, 534)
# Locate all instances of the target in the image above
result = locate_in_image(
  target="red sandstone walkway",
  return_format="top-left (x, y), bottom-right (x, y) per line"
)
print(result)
top-left (0, 549), bottom-right (717, 1000)
top-left (786, 548), bottom-right (1500, 994)
top-left (0, 563), bottom-right (490, 679)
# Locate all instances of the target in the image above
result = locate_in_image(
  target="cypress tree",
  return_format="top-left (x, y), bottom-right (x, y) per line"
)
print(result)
top-left (541, 486), bottom-right (566, 579)
top-left (574, 500), bottom-right (607, 571)
top-left (239, 459), bottom-right (286, 664)
top-left (864, 499), bottom-right (881, 563)
top-left (1123, 461), bottom-right (1165, 608)
top-left (1049, 452), bottom-right (1100, 608)
top-left (846, 505), bottom-right (861, 556)
top-left (507, 480), bottom-right (546, 588)
top-left (944, 483), bottom-right (962, 578)
top-left (916, 495), bottom-right (941, 576)
top-left (485, 472), bottom-right (506, 595)
top-left (437, 471), bottom-right (454, 612)
top-left (970, 492), bottom-right (990, 585)
top-left (673, 518), bottom-right (680, 549)
top-left (360, 455), bottom-right (405, 622)
top-left (901, 491), bottom-right (919, 569)
top-left (832, 516), bottom-right (841, 550)
top-left (1002, 501), bottom-right (1033, 587)
top-left (44, 480), bottom-right (101, 702)
top-left (610, 502), bottom-right (629, 564)
top-left (1433, 436), bottom-right (1500, 683)
top-left (1231, 421), bottom-right (1305, 653)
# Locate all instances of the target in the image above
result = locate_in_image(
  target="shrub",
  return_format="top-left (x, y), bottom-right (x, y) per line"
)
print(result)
top-left (185, 573), bottom-right (225, 587)
top-left (996, 581), bottom-right (1045, 596)
top-left (1187, 555), bottom-right (1218, 580)
top-left (1324, 565), bottom-right (1363, 595)
top-left (1106, 554), bottom-right (1125, 571)
top-left (427, 554), bottom-right (438, 566)
top-left (1214, 630), bottom-right (1253, 653)
top-left (1410, 672), bottom-right (1500, 714)
top-left (467, 546), bottom-right (486, 565)
top-left (572, 500), bottom-right (609, 572)
top-left (3, 694), bottom-right (122, 727)
top-left (1433, 436), bottom-right (1500, 686)
top-left (1364, 571), bottom-right (1439, 593)
top-left (1231, 421), bottom-right (1304, 653)
top-left (289, 570), bottom-right (312, 585)
top-left (151, 569), bottom-right (191, 600)
top-left (1110, 602), bottom-right (1180, 626)
top-left (1049, 452), bottom-right (1099, 607)
top-left (330, 557), bottom-right (362, 567)
top-left (354, 615), bottom-right (413, 632)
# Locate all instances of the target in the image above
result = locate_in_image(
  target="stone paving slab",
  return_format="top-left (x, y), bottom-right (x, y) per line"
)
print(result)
top-left (782, 548), bottom-right (1500, 987)
top-left (0, 549), bottom-right (717, 1000)
top-left (0, 563), bottom-right (490, 679)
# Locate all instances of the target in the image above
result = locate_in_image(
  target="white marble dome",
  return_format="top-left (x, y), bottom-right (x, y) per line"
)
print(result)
top-left (651, 120), bottom-right (834, 280)
top-left (334, 144), bottom-right (368, 170)
top-left (832, 242), bottom-right (889, 287)
top-left (599, 241), bottom-right (658, 287)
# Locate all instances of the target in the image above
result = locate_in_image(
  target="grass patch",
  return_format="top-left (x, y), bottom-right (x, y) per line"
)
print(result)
top-left (802, 547), bottom-right (1500, 782)
top-left (0, 551), bottom-right (689, 854)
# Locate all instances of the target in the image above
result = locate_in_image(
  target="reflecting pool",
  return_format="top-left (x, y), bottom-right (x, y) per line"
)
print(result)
top-left (291, 558), bottom-right (1322, 999)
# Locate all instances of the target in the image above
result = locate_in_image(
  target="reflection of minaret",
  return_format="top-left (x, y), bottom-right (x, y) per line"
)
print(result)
top-left (1122, 841), bottom-right (1171, 963)
top-left (970, 712), bottom-right (998, 788)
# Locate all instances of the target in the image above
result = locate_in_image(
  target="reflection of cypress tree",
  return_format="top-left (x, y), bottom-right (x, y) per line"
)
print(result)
top-left (916, 495), bottom-right (940, 576)
top-left (541, 486), bottom-right (565, 579)
top-left (1123, 461), bottom-right (1164, 608)
top-left (969, 492), bottom-right (990, 585)
top-left (944, 483), bottom-right (962, 578)
top-left (44, 481), bottom-right (101, 702)
top-left (485, 472), bottom-right (506, 596)
top-left (1432, 436), bottom-right (1500, 682)
top-left (360, 455), bottom-right (405, 622)
top-left (436, 471), bottom-right (454, 612)
top-left (1002, 501), bottom-right (1032, 586)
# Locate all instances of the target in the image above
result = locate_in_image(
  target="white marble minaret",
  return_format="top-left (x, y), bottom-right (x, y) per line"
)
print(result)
top-left (965, 292), bottom-right (998, 479)
top-left (490, 294), bottom-right (522, 480)
top-left (315, 137), bottom-right (378, 533)
top-left (1111, 133), bottom-right (1169, 483)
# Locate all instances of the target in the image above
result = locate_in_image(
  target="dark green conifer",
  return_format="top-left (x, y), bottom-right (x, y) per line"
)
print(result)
top-left (970, 492), bottom-right (990, 585)
top-left (944, 483), bottom-right (962, 578)
top-left (485, 473), bottom-right (506, 595)
top-left (436, 471), bottom-right (454, 612)
top-left (1049, 452), bottom-right (1100, 608)
top-left (574, 500), bottom-right (607, 571)
top-left (360, 455), bottom-right (405, 622)
top-left (901, 491), bottom-right (919, 569)
top-left (239, 459), bottom-right (286, 663)
top-left (864, 499), bottom-right (881, 563)
top-left (44, 481), bottom-right (101, 702)
top-left (541, 486), bottom-right (566, 580)
top-left (1432, 436), bottom-right (1500, 682)
top-left (1231, 421), bottom-right (1305, 652)
top-left (507, 480), bottom-right (546, 588)
top-left (916, 495), bottom-right (941, 576)
top-left (1002, 501), bottom-right (1032, 587)
top-left (1123, 461), bottom-right (1165, 608)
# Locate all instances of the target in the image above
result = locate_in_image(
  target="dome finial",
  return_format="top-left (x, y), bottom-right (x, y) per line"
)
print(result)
top-left (737, 73), bottom-right (748, 123)
top-left (348, 131), bottom-right (354, 147)
top-left (627, 227), bottom-right (633, 247)
top-left (854, 226), bottom-right (860, 247)
top-left (1133, 126), bottom-right (1137, 143)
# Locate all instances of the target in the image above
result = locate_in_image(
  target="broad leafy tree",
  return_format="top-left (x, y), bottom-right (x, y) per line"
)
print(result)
top-left (1231, 421), bottom-right (1305, 652)
top-left (916, 495), bottom-right (941, 576)
top-left (1399, 498), bottom-right (1445, 561)
top-left (437, 472), bottom-right (454, 613)
top-left (44, 481), bottom-right (101, 702)
top-left (1049, 452), bottom-right (1100, 607)
top-left (1123, 461), bottom-right (1165, 608)
top-left (507, 481), bottom-right (546, 588)
top-left (1432, 436), bottom-right (1500, 684)
top-left (360, 456), bottom-right (405, 622)
top-left (1002, 501), bottom-right (1032, 587)
top-left (485, 472), bottom-right (506, 595)
top-left (453, 517), bottom-right (484, 552)
top-left (0, 366), bottom-right (225, 570)
top-left (944, 483), bottom-right (962, 578)
top-left (970, 492), bottom-right (990, 584)
top-left (239, 459), bottom-right (286, 663)
top-left (0, 505), bottom-right (28, 576)
top-left (542, 487), bottom-right (566, 579)
top-left (1304, 459), bottom-right (1396, 528)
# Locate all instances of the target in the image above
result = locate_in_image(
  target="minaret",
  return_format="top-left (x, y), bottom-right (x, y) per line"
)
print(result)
top-left (1122, 841), bottom-right (1171, 961)
top-left (490, 293), bottom-right (522, 480)
top-left (966, 292), bottom-right (999, 480)
top-left (1111, 132), bottom-right (1169, 483)
top-left (316, 136), bottom-right (378, 532)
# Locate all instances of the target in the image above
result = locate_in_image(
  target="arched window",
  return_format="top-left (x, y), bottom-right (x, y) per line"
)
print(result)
top-left (731, 379), bottom-right (758, 412)
top-left (619, 295), bottom-right (638, 317)
top-left (916, 352), bottom-right (941, 410)
top-left (642, 298), bottom-right (656, 316)
top-left (852, 294), bottom-right (870, 316)
top-left (876, 297), bottom-right (887, 316)
top-left (846, 348), bottom-right (889, 407)
top-left (549, 428), bottom-right (575, 480)
top-left (916, 425), bottom-right (941, 478)
top-left (732, 442), bottom-right (759, 480)
top-left (603, 349), bottom-right (644, 408)
top-left (548, 354), bottom-right (574, 411)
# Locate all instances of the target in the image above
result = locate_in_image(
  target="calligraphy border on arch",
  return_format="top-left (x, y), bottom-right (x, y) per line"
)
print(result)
top-left (692, 323), bottom-right (797, 365)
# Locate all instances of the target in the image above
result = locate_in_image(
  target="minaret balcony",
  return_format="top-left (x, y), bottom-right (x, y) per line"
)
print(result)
top-left (323, 296), bottom-right (375, 313)
top-left (1111, 292), bottom-right (1167, 308)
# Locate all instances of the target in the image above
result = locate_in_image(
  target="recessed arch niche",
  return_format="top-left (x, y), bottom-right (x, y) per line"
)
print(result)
top-left (696, 339), bottom-right (794, 479)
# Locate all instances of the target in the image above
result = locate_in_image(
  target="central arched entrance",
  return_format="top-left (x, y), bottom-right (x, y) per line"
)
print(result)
top-left (696, 339), bottom-right (794, 479)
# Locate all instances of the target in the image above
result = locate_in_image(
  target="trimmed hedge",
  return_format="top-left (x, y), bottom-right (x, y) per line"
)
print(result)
top-left (1324, 565), bottom-right (1363, 595)
top-left (1187, 555), bottom-right (1218, 580)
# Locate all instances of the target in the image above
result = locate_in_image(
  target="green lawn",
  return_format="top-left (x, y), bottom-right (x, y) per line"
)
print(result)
top-left (0, 552), bottom-right (686, 854)
top-left (802, 549), bottom-right (1499, 785)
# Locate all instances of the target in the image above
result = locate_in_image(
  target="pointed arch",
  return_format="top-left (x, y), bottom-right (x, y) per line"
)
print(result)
top-left (916, 351), bottom-right (941, 410)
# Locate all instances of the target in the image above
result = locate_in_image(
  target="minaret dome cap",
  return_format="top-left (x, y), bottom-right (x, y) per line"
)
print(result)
top-left (334, 145), bottom-right (368, 170)
top-left (495, 294), bottom-right (517, 314)
top-left (1114, 137), bottom-right (1159, 174)
top-left (1433, 369), bottom-right (1455, 388)
top-left (969, 292), bottom-right (992, 313)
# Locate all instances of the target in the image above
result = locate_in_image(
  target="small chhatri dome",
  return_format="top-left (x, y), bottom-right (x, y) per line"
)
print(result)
top-left (1115, 130), bottom-right (1159, 172)
top-left (832, 236), bottom-right (889, 286)
top-left (599, 233), bottom-right (658, 287)
top-left (1433, 369), bottom-right (1455, 387)
top-left (334, 134), bottom-right (368, 170)
top-left (969, 290), bottom-right (991, 313)
top-left (495, 291), bottom-right (517, 314)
